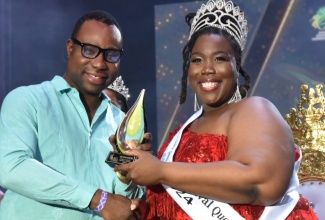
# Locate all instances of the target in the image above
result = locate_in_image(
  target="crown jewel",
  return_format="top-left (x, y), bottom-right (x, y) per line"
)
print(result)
top-left (285, 84), bottom-right (325, 181)
top-left (108, 76), bottom-right (130, 100)
top-left (189, 0), bottom-right (248, 50)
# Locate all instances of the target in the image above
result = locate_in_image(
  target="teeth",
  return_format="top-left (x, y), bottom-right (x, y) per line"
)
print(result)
top-left (90, 74), bottom-right (101, 79)
top-left (201, 82), bottom-right (218, 89)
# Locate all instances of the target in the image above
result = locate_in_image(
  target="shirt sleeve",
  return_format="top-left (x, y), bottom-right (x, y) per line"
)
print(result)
top-left (114, 178), bottom-right (146, 199)
top-left (0, 88), bottom-right (97, 209)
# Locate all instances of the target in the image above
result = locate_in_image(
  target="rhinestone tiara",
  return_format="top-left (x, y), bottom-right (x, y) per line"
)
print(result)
top-left (107, 76), bottom-right (130, 100)
top-left (189, 0), bottom-right (248, 51)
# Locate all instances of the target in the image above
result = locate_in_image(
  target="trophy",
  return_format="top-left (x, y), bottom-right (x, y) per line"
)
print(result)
top-left (105, 89), bottom-right (147, 166)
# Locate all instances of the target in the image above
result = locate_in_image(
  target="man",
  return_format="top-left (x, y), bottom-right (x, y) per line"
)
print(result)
top-left (0, 10), bottom-right (148, 220)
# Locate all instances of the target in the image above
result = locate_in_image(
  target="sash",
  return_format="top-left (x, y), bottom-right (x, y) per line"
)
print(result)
top-left (161, 107), bottom-right (300, 220)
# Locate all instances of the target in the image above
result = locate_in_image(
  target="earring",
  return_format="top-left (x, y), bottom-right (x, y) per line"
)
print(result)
top-left (194, 94), bottom-right (200, 111)
top-left (228, 80), bottom-right (242, 104)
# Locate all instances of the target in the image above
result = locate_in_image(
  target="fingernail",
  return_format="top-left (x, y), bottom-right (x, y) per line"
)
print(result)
top-left (131, 204), bottom-right (136, 210)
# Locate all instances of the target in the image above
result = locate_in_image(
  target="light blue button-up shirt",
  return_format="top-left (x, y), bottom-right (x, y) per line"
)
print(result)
top-left (0, 76), bottom-right (145, 219)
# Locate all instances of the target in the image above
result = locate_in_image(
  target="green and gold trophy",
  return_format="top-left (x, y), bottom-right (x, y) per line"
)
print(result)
top-left (105, 89), bottom-right (147, 165)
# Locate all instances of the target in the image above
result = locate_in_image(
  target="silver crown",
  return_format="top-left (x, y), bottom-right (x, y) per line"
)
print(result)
top-left (189, 0), bottom-right (248, 51)
top-left (107, 76), bottom-right (130, 100)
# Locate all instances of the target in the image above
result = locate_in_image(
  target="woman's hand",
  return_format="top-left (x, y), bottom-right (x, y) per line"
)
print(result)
top-left (109, 133), bottom-right (153, 183)
top-left (114, 149), bottom-right (163, 186)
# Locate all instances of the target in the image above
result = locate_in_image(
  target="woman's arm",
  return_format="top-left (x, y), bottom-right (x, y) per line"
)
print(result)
top-left (115, 96), bottom-right (295, 206)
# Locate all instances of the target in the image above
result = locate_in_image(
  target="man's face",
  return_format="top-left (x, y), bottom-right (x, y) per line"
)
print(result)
top-left (64, 20), bottom-right (122, 96)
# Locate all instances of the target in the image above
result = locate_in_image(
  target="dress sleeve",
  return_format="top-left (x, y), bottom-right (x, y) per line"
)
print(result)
top-left (0, 88), bottom-right (97, 209)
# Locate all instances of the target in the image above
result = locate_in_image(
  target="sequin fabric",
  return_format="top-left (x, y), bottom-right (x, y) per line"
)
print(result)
top-left (146, 127), bottom-right (319, 220)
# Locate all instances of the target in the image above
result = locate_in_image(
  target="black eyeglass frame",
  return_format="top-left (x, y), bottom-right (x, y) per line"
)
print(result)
top-left (71, 38), bottom-right (124, 63)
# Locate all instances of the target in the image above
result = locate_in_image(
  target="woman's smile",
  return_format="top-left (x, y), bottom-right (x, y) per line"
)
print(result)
top-left (200, 81), bottom-right (220, 91)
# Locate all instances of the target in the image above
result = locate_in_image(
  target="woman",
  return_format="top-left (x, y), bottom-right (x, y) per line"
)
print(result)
top-left (115, 0), bottom-right (318, 219)
top-left (104, 76), bottom-right (130, 113)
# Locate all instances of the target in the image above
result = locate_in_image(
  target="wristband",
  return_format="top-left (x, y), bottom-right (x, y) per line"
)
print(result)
top-left (95, 191), bottom-right (108, 213)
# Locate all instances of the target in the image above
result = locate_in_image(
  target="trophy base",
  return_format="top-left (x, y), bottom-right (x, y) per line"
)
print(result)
top-left (105, 151), bottom-right (138, 166)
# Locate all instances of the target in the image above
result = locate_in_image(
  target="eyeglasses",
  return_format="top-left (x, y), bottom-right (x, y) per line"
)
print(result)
top-left (71, 38), bottom-right (123, 63)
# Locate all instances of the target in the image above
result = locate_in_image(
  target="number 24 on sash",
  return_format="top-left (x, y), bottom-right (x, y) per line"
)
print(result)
top-left (176, 191), bottom-right (194, 205)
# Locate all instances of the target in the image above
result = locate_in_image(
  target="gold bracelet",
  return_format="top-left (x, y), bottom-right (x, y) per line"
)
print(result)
top-left (115, 171), bottom-right (127, 180)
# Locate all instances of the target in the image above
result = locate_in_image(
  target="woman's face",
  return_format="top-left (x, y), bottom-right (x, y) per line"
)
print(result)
top-left (188, 33), bottom-right (238, 108)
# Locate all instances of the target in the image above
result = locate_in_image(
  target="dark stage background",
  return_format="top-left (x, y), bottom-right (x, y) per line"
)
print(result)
top-left (1, 0), bottom-right (325, 153)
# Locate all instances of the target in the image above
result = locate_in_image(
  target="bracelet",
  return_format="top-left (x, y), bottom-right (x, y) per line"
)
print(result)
top-left (115, 171), bottom-right (127, 180)
top-left (95, 191), bottom-right (108, 213)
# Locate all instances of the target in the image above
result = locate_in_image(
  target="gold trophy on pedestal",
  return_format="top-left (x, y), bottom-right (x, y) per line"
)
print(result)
top-left (106, 89), bottom-right (147, 166)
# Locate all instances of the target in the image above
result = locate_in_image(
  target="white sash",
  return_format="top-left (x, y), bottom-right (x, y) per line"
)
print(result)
top-left (161, 107), bottom-right (300, 220)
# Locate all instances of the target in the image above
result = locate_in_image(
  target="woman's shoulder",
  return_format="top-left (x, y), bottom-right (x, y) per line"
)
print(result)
top-left (235, 96), bottom-right (275, 109)
top-left (241, 95), bottom-right (271, 104)
top-left (232, 96), bottom-right (281, 118)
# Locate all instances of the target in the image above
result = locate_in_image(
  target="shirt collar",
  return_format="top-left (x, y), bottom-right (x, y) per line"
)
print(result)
top-left (51, 75), bottom-right (110, 102)
top-left (51, 75), bottom-right (73, 92)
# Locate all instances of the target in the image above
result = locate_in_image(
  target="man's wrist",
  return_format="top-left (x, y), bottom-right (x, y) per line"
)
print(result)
top-left (95, 190), bottom-right (108, 213)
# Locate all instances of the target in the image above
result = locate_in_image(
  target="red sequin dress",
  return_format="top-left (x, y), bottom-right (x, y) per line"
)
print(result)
top-left (146, 127), bottom-right (319, 220)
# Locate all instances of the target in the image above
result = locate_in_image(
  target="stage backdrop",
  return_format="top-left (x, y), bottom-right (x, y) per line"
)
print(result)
top-left (251, 1), bottom-right (325, 114)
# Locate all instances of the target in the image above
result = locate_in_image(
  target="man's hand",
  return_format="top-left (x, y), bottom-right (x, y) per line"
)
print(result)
top-left (136, 132), bottom-right (152, 152)
top-left (130, 199), bottom-right (149, 220)
top-left (90, 190), bottom-right (140, 220)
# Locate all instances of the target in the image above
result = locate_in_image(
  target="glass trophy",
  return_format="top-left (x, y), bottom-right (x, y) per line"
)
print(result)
top-left (105, 89), bottom-right (147, 166)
